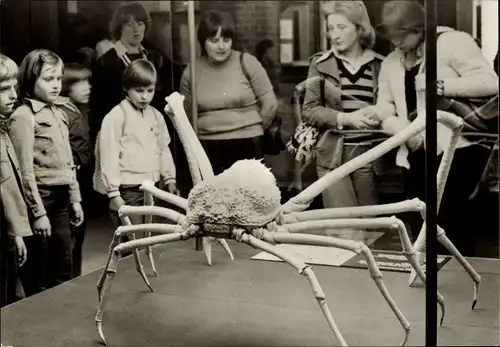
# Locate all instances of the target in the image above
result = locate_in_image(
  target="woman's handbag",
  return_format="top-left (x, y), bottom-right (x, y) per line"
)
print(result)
top-left (285, 77), bottom-right (326, 166)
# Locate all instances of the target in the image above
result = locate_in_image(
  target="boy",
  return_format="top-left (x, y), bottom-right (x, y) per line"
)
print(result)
top-left (56, 63), bottom-right (93, 277)
top-left (0, 53), bottom-right (32, 307)
top-left (99, 59), bottom-right (177, 228)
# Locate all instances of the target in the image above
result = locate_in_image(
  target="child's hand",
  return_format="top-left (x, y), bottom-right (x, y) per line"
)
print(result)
top-left (109, 196), bottom-right (125, 212)
top-left (14, 236), bottom-right (27, 267)
top-left (166, 182), bottom-right (179, 195)
top-left (71, 202), bottom-right (84, 227)
top-left (33, 215), bottom-right (51, 238)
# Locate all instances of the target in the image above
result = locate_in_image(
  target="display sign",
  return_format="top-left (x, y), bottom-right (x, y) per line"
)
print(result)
top-left (341, 250), bottom-right (451, 273)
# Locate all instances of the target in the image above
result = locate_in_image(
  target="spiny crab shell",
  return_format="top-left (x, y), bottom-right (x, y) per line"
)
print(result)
top-left (186, 159), bottom-right (282, 228)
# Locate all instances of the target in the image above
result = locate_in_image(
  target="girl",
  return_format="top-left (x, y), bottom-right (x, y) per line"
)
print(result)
top-left (180, 10), bottom-right (278, 175)
top-left (373, 1), bottom-right (498, 254)
top-left (99, 59), bottom-right (177, 228)
top-left (9, 49), bottom-right (84, 295)
top-left (56, 63), bottom-right (93, 277)
top-left (302, 1), bottom-right (384, 211)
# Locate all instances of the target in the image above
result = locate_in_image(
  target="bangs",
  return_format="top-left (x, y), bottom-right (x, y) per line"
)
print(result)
top-left (210, 24), bottom-right (234, 40)
top-left (62, 64), bottom-right (91, 94)
top-left (0, 54), bottom-right (19, 83)
top-left (122, 59), bottom-right (157, 90)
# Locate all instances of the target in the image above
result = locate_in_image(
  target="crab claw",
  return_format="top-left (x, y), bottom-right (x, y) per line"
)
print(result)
top-left (401, 326), bottom-right (410, 346)
top-left (96, 321), bottom-right (107, 346)
top-left (472, 280), bottom-right (480, 309)
top-left (203, 237), bottom-right (212, 266)
top-left (217, 239), bottom-right (234, 261)
top-left (439, 300), bottom-right (445, 326)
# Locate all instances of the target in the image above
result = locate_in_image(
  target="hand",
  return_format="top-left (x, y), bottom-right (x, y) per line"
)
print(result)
top-left (71, 202), bottom-right (84, 227)
top-left (381, 116), bottom-right (411, 135)
top-left (33, 215), bottom-right (51, 238)
top-left (109, 196), bottom-right (125, 212)
top-left (14, 236), bottom-right (27, 267)
top-left (415, 74), bottom-right (444, 96)
top-left (342, 109), bottom-right (380, 129)
top-left (166, 182), bottom-right (179, 195)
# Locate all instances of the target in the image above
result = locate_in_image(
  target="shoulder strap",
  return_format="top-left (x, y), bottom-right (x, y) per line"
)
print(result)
top-left (320, 78), bottom-right (326, 107)
top-left (240, 52), bottom-right (252, 85)
top-left (118, 102), bottom-right (128, 135)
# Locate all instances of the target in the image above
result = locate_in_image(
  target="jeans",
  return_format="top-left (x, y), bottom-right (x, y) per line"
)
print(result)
top-left (19, 185), bottom-right (73, 296)
top-left (316, 143), bottom-right (378, 208)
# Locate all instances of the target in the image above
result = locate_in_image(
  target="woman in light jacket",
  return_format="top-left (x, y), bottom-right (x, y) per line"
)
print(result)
top-left (302, 1), bottom-right (385, 211)
top-left (373, 1), bottom-right (499, 254)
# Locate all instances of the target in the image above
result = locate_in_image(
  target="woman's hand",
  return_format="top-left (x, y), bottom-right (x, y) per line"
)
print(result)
top-left (71, 202), bottom-right (84, 227)
top-left (341, 109), bottom-right (380, 129)
top-left (109, 196), bottom-right (125, 212)
top-left (33, 215), bottom-right (51, 238)
top-left (415, 74), bottom-right (444, 96)
top-left (381, 116), bottom-right (410, 135)
top-left (15, 236), bottom-right (28, 267)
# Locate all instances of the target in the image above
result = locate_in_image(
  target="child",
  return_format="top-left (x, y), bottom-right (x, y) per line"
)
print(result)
top-left (0, 53), bottom-right (32, 307)
top-left (9, 49), bottom-right (84, 296)
top-left (99, 59), bottom-right (177, 227)
top-left (56, 63), bottom-right (93, 277)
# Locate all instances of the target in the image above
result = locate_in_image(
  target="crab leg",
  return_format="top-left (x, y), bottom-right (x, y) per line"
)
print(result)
top-left (164, 92), bottom-right (235, 264)
top-left (141, 180), bottom-right (188, 211)
top-left (282, 198), bottom-right (425, 223)
top-left (234, 229), bottom-right (347, 346)
top-left (262, 229), bottom-right (411, 346)
top-left (282, 116), bottom-right (428, 214)
top-left (97, 215), bottom-right (150, 302)
top-left (95, 227), bottom-right (193, 345)
top-left (280, 217), bottom-right (446, 325)
top-left (408, 113), bottom-right (480, 308)
top-left (144, 190), bottom-right (157, 276)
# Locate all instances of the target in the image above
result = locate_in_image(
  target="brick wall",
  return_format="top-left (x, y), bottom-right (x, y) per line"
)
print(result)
top-left (199, 0), bottom-right (281, 81)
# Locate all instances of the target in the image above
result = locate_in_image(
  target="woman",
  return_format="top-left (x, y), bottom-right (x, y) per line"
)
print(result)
top-left (90, 1), bottom-right (178, 142)
top-left (180, 10), bottom-right (277, 175)
top-left (302, 1), bottom-right (384, 211)
top-left (373, 1), bottom-right (499, 254)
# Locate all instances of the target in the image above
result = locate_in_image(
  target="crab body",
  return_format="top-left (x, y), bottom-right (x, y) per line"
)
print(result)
top-left (186, 160), bottom-right (282, 228)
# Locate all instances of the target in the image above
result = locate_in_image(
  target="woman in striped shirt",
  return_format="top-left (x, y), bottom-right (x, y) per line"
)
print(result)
top-left (302, 1), bottom-right (384, 212)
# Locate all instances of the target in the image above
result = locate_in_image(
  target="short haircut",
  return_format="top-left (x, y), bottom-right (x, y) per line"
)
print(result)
top-left (197, 10), bottom-right (235, 56)
top-left (322, 1), bottom-right (376, 49)
top-left (380, 1), bottom-right (425, 34)
top-left (122, 59), bottom-right (157, 90)
top-left (256, 39), bottom-right (275, 63)
top-left (61, 63), bottom-right (92, 96)
top-left (0, 53), bottom-right (19, 84)
top-left (109, 1), bottom-right (151, 41)
top-left (18, 49), bottom-right (63, 99)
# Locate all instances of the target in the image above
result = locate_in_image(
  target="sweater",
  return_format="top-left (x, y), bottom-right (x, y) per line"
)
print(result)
top-left (99, 99), bottom-right (176, 198)
top-left (180, 51), bottom-right (274, 140)
top-left (375, 26), bottom-right (499, 169)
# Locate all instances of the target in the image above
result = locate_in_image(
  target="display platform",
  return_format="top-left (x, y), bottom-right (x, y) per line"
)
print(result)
top-left (1, 241), bottom-right (498, 346)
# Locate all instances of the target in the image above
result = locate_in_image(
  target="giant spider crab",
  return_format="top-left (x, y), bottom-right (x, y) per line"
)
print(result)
top-left (94, 92), bottom-right (481, 346)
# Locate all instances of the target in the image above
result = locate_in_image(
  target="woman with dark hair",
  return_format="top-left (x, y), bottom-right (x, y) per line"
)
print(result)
top-left (90, 1), bottom-right (179, 144)
top-left (255, 39), bottom-right (279, 93)
top-left (372, 1), bottom-right (498, 256)
top-left (179, 10), bottom-right (278, 175)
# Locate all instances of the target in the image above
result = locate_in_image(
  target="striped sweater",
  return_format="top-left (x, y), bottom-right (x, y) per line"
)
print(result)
top-left (337, 58), bottom-right (380, 143)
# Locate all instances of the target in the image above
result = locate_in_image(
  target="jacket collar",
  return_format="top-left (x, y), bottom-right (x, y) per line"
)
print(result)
top-left (53, 96), bottom-right (80, 114)
top-left (24, 97), bottom-right (50, 113)
top-left (315, 48), bottom-right (382, 82)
